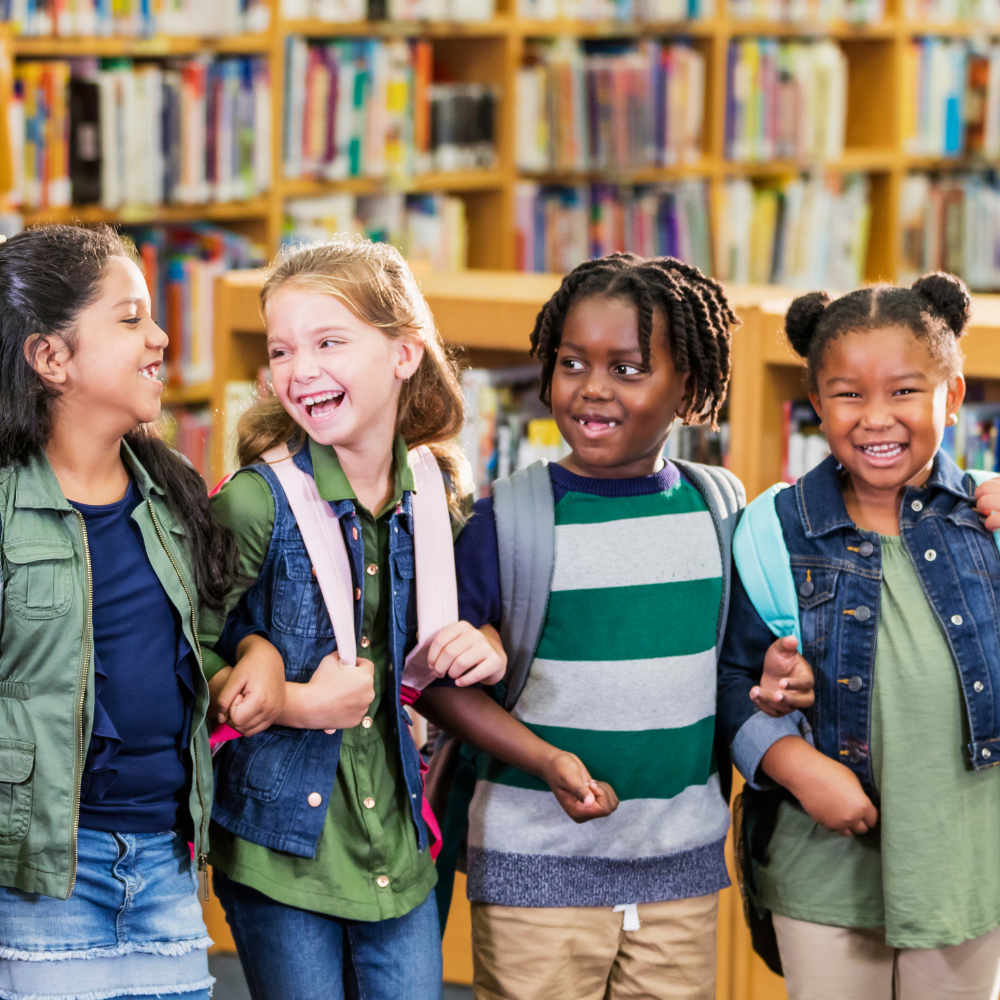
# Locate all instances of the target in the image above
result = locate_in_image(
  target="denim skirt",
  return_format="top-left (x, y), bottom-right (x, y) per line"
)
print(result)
top-left (0, 828), bottom-right (214, 1000)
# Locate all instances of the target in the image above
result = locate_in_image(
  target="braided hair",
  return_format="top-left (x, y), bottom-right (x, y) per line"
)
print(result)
top-left (529, 254), bottom-right (738, 429)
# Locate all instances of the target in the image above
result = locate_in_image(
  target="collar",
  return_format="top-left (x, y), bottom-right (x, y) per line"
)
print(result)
top-left (548, 459), bottom-right (681, 497)
top-left (13, 441), bottom-right (161, 511)
top-left (797, 449), bottom-right (974, 538)
top-left (307, 435), bottom-right (415, 516)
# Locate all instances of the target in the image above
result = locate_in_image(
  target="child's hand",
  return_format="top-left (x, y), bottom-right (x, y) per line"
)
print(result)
top-left (750, 635), bottom-right (815, 717)
top-left (540, 750), bottom-right (619, 824)
top-left (211, 635), bottom-right (286, 738)
top-left (427, 621), bottom-right (507, 687)
top-left (975, 477), bottom-right (1000, 532)
top-left (280, 651), bottom-right (376, 731)
top-left (763, 736), bottom-right (878, 837)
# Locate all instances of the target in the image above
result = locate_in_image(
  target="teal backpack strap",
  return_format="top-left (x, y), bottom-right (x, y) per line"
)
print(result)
top-left (493, 460), bottom-right (555, 711)
top-left (674, 460), bottom-right (746, 654)
top-left (732, 483), bottom-right (801, 651)
top-left (964, 469), bottom-right (1000, 555)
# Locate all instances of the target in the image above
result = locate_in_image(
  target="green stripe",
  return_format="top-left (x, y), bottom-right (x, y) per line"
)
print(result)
top-left (535, 577), bottom-right (722, 661)
top-left (555, 481), bottom-right (706, 525)
top-left (479, 716), bottom-right (717, 801)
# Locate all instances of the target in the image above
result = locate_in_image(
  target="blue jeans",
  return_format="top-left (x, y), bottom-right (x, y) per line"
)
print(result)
top-left (214, 871), bottom-right (442, 1000)
top-left (0, 828), bottom-right (212, 1000)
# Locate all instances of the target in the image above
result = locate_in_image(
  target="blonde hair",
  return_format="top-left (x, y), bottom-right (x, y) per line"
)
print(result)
top-left (238, 235), bottom-right (468, 517)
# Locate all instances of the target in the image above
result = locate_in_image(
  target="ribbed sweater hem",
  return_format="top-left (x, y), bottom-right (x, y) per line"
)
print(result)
top-left (465, 837), bottom-right (730, 907)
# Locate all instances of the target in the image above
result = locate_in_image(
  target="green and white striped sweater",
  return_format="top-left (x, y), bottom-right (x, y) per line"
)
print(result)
top-left (465, 462), bottom-right (732, 908)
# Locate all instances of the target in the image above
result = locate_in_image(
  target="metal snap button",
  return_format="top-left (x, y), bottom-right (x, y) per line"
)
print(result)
top-left (848, 676), bottom-right (863, 692)
top-left (352, 527), bottom-right (359, 540)
top-left (376, 875), bottom-right (389, 888)
top-left (366, 564), bottom-right (378, 576)
top-left (911, 500), bottom-right (923, 512)
top-left (364, 797), bottom-right (375, 809)
top-left (858, 541), bottom-right (874, 557)
top-left (324, 729), bottom-right (337, 735)
top-left (799, 580), bottom-right (814, 597)
top-left (951, 614), bottom-right (963, 626)
top-left (975, 681), bottom-right (985, 693)
top-left (854, 606), bottom-right (871, 621)
top-left (362, 716), bottom-right (373, 729)
top-left (360, 636), bottom-right (370, 648)
top-left (308, 793), bottom-right (322, 807)
top-left (984, 748), bottom-right (992, 759)
top-left (354, 588), bottom-right (361, 600)
top-left (924, 549), bottom-right (937, 561)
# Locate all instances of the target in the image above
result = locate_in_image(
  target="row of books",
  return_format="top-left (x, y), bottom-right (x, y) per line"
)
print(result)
top-left (725, 38), bottom-right (847, 164)
top-left (132, 223), bottom-right (265, 387)
top-left (899, 172), bottom-right (1000, 291)
top-left (903, 0), bottom-right (1000, 23)
top-left (283, 37), bottom-right (497, 182)
top-left (516, 0), bottom-right (714, 17)
top-left (782, 401), bottom-right (829, 482)
top-left (515, 39), bottom-right (705, 174)
top-left (280, 0), bottom-right (495, 19)
top-left (284, 191), bottom-right (467, 271)
top-left (715, 173), bottom-right (870, 288)
top-left (727, 0), bottom-right (882, 20)
top-left (9, 56), bottom-right (271, 211)
top-left (514, 179), bottom-right (712, 275)
top-left (942, 403), bottom-right (1000, 473)
top-left (0, 0), bottom-right (270, 37)
top-left (161, 407), bottom-right (213, 483)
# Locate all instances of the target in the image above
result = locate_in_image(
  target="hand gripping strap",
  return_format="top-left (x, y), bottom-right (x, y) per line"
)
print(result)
top-left (731, 483), bottom-right (801, 652)
top-left (964, 469), bottom-right (1000, 555)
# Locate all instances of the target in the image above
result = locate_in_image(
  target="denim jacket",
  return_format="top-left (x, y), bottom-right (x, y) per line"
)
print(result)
top-left (210, 445), bottom-right (427, 858)
top-left (718, 451), bottom-right (1000, 801)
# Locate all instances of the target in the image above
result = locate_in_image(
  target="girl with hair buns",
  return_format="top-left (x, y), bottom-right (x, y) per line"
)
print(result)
top-left (718, 273), bottom-right (1000, 999)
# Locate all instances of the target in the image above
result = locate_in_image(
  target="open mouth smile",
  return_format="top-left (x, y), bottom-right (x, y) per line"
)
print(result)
top-left (299, 390), bottom-right (345, 420)
top-left (139, 362), bottom-right (161, 381)
top-left (573, 415), bottom-right (621, 440)
top-left (857, 441), bottom-right (907, 465)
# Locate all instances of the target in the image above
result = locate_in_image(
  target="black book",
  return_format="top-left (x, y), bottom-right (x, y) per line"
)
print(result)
top-left (69, 79), bottom-right (101, 205)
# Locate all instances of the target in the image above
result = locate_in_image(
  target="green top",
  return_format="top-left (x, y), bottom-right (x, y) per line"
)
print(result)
top-left (200, 436), bottom-right (436, 922)
top-left (758, 535), bottom-right (1000, 948)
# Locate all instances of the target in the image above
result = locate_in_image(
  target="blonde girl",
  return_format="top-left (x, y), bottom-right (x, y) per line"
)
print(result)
top-left (200, 236), bottom-right (506, 1000)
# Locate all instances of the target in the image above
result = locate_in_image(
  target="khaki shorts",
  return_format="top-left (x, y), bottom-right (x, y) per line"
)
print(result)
top-left (471, 893), bottom-right (719, 1000)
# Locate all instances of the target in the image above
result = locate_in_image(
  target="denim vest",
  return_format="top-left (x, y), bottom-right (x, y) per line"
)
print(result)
top-left (719, 450), bottom-right (1000, 803)
top-left (211, 446), bottom-right (426, 857)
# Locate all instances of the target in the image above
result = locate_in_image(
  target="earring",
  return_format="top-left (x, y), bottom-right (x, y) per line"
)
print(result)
top-left (947, 412), bottom-right (958, 426)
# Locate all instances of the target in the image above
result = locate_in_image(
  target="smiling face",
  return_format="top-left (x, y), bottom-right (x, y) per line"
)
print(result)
top-left (550, 295), bottom-right (690, 479)
top-left (265, 284), bottom-right (423, 452)
top-left (810, 325), bottom-right (965, 494)
top-left (48, 255), bottom-right (166, 434)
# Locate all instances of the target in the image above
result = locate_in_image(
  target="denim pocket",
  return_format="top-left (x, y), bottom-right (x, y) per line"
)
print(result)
top-left (272, 551), bottom-right (334, 639)
top-left (794, 567), bottom-right (839, 651)
top-left (222, 728), bottom-right (307, 803)
top-left (0, 740), bottom-right (34, 845)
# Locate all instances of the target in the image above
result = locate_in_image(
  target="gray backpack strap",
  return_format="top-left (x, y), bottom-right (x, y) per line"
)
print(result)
top-left (493, 460), bottom-right (555, 710)
top-left (673, 460), bottom-right (747, 655)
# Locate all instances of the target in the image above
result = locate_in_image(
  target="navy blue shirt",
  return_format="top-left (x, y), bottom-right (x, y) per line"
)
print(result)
top-left (72, 479), bottom-right (195, 833)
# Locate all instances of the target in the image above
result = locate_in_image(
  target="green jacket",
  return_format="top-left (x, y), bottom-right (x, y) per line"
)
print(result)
top-left (0, 445), bottom-right (214, 899)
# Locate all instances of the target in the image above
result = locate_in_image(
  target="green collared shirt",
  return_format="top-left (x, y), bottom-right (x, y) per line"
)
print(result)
top-left (201, 436), bottom-right (436, 921)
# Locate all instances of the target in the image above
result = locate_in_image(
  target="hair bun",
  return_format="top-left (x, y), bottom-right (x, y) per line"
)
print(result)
top-left (912, 271), bottom-right (970, 338)
top-left (784, 291), bottom-right (831, 357)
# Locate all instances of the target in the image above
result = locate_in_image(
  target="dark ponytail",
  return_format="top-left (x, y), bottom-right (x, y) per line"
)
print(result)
top-left (784, 271), bottom-right (970, 389)
top-left (0, 225), bottom-right (239, 611)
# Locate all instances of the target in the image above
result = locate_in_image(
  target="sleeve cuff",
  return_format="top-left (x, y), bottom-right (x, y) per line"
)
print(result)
top-left (217, 620), bottom-right (271, 667)
top-left (731, 710), bottom-right (809, 790)
top-left (200, 648), bottom-right (231, 682)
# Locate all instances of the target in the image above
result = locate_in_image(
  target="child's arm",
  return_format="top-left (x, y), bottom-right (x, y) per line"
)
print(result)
top-left (761, 735), bottom-right (878, 837)
top-left (276, 650), bottom-right (376, 730)
top-left (208, 632), bottom-right (286, 737)
top-left (416, 684), bottom-right (618, 823)
top-left (750, 635), bottom-right (816, 717)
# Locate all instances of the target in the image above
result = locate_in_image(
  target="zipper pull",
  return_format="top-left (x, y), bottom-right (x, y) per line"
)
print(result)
top-left (198, 853), bottom-right (210, 901)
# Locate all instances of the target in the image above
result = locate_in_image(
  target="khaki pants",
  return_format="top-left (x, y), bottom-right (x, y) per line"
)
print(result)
top-left (773, 914), bottom-right (1000, 1000)
top-left (471, 893), bottom-right (719, 1000)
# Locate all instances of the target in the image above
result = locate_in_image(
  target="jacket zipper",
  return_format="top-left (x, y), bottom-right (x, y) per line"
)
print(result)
top-left (69, 511), bottom-right (94, 897)
top-left (146, 499), bottom-right (210, 899)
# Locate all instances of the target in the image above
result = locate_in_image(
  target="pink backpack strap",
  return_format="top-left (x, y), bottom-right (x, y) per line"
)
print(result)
top-left (400, 445), bottom-right (459, 702)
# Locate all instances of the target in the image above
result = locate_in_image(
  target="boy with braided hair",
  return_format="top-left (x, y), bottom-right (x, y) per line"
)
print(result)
top-left (417, 254), bottom-right (811, 1000)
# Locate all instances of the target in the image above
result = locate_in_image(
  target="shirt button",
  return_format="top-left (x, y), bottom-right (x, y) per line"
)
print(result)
top-left (324, 728), bottom-right (337, 735)
top-left (975, 681), bottom-right (985, 693)
top-left (367, 564), bottom-right (378, 576)
top-left (924, 549), bottom-right (937, 561)
top-left (984, 748), bottom-right (992, 759)
top-left (911, 499), bottom-right (924, 512)
top-left (360, 636), bottom-right (370, 648)
top-left (799, 580), bottom-right (814, 597)
top-left (364, 796), bottom-right (375, 809)
top-left (854, 605), bottom-right (871, 621)
top-left (951, 614), bottom-right (963, 626)
top-left (355, 588), bottom-right (361, 601)
top-left (362, 716), bottom-right (373, 729)
top-left (848, 676), bottom-right (863, 692)
top-left (858, 541), bottom-right (874, 557)
top-left (307, 792), bottom-right (323, 807)
top-left (376, 875), bottom-right (389, 888)
top-left (352, 527), bottom-right (359, 540)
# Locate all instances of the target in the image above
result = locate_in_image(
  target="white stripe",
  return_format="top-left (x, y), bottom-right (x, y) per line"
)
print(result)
top-left (468, 774), bottom-right (731, 860)
top-left (550, 511), bottom-right (722, 592)
top-left (512, 651), bottom-right (717, 731)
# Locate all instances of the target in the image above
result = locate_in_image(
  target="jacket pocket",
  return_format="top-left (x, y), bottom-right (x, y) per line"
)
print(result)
top-left (272, 552), bottom-right (334, 639)
top-left (221, 727), bottom-right (307, 803)
top-left (0, 740), bottom-right (34, 845)
top-left (3, 538), bottom-right (74, 620)
top-left (793, 566), bottom-right (839, 650)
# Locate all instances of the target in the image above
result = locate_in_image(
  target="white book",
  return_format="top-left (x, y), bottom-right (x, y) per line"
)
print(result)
top-left (284, 37), bottom-right (309, 179)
